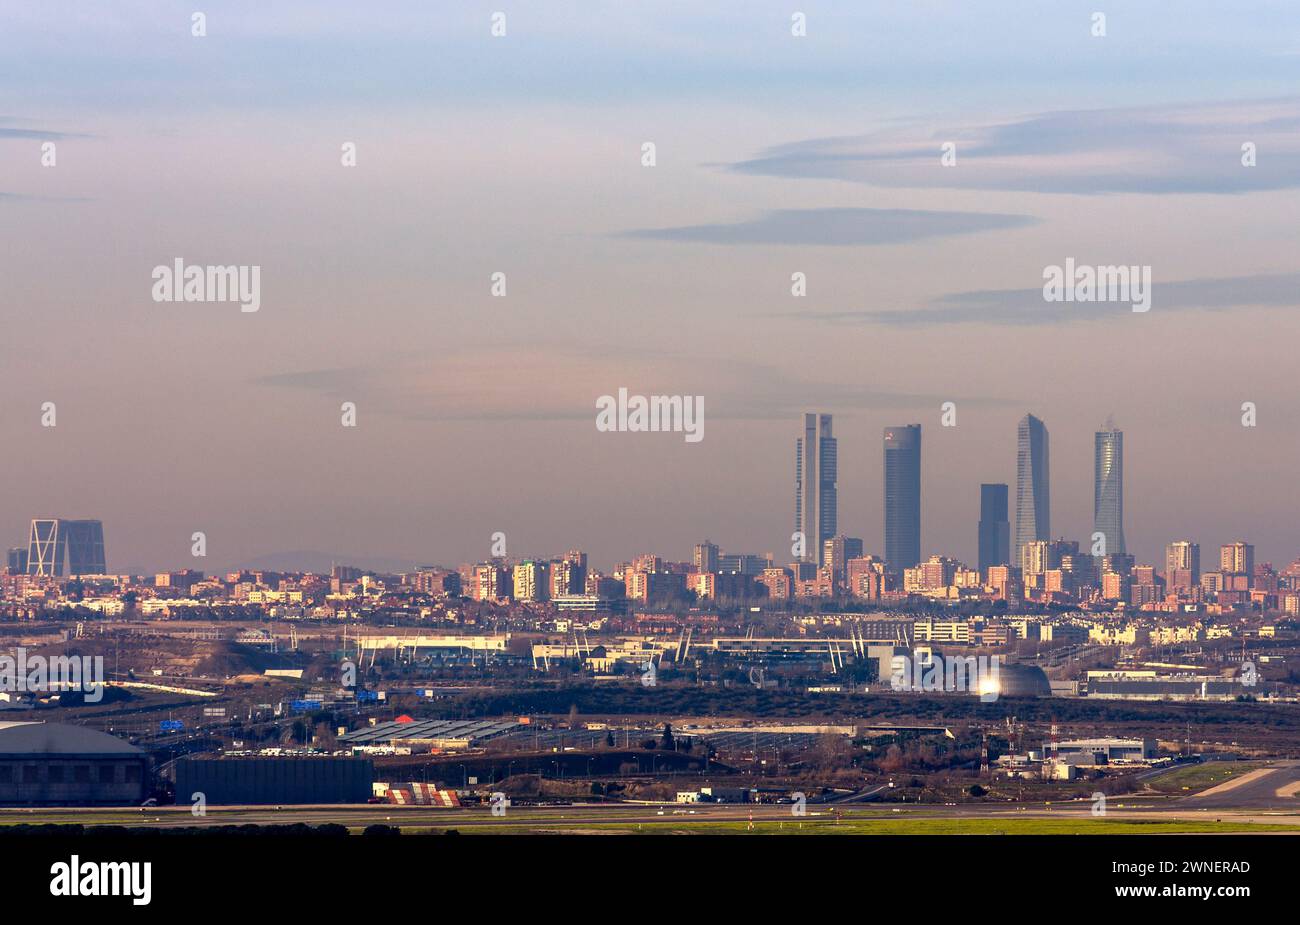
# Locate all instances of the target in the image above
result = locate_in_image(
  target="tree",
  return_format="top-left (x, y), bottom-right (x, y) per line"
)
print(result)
top-left (660, 723), bottom-right (675, 751)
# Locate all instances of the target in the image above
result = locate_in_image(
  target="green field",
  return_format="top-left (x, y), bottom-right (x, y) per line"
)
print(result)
top-left (1145, 762), bottom-right (1269, 794)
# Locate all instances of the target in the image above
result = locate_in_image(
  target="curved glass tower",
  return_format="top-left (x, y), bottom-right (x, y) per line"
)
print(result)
top-left (1015, 414), bottom-right (1050, 570)
top-left (1094, 424), bottom-right (1125, 556)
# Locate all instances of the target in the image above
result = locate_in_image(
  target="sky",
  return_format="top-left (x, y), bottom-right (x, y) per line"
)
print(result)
top-left (2, 1), bottom-right (1299, 574)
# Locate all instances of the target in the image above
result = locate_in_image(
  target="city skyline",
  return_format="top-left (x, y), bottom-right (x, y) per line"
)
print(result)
top-left (4, 4), bottom-right (1298, 575)
top-left (7, 408), bottom-right (1290, 576)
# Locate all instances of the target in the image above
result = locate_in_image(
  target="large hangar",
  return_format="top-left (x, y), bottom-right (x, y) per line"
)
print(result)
top-left (0, 721), bottom-right (147, 805)
top-left (175, 757), bottom-right (374, 805)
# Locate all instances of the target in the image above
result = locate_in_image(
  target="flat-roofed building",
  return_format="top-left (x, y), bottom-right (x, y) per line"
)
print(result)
top-left (0, 721), bottom-right (147, 805)
top-left (1045, 737), bottom-right (1156, 763)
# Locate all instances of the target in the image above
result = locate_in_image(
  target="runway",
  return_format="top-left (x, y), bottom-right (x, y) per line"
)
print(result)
top-left (2, 761), bottom-right (1297, 833)
top-left (1178, 761), bottom-right (1300, 812)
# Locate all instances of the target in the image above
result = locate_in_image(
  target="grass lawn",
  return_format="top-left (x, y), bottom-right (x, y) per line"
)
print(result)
top-left (1144, 762), bottom-right (1269, 794)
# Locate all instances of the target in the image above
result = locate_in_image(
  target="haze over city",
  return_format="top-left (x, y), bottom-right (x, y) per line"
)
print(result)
top-left (3, 1), bottom-right (1298, 573)
top-left (6, 4), bottom-right (1300, 904)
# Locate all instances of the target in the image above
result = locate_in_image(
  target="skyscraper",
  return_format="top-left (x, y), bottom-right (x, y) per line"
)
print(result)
top-left (6, 547), bottom-right (28, 575)
top-left (27, 519), bottom-right (65, 576)
top-left (1093, 422), bottom-right (1126, 557)
top-left (64, 520), bottom-right (107, 574)
top-left (795, 413), bottom-right (837, 565)
top-left (883, 425), bottom-right (921, 571)
top-left (1015, 414), bottom-right (1050, 569)
top-left (978, 483), bottom-right (1010, 575)
top-left (26, 518), bottom-right (106, 576)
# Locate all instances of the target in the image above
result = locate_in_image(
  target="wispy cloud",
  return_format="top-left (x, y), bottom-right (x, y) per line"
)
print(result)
top-left (254, 347), bottom-right (1010, 421)
top-left (792, 271), bottom-right (1300, 327)
top-left (620, 207), bottom-right (1036, 246)
top-left (0, 118), bottom-right (88, 141)
top-left (730, 98), bottom-right (1300, 195)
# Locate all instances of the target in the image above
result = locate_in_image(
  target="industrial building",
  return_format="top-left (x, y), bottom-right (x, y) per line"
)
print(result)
top-left (1045, 738), bottom-right (1157, 763)
top-left (0, 721), bottom-right (147, 805)
top-left (340, 718), bottom-right (521, 751)
top-left (175, 756), bottom-right (373, 804)
top-left (1085, 675), bottom-right (1240, 701)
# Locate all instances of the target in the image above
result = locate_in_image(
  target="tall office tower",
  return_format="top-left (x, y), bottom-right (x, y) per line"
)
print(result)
top-left (883, 425), bottom-right (922, 571)
top-left (795, 413), bottom-right (837, 565)
top-left (1221, 542), bottom-right (1255, 575)
top-left (1093, 422), bottom-right (1126, 557)
top-left (977, 483), bottom-right (1010, 575)
top-left (1166, 541), bottom-right (1201, 583)
top-left (63, 520), bottom-right (107, 574)
top-left (693, 541), bottom-right (720, 573)
top-left (26, 518), bottom-right (106, 576)
top-left (1014, 414), bottom-right (1050, 569)
top-left (6, 547), bottom-right (28, 574)
top-left (27, 519), bottom-right (66, 576)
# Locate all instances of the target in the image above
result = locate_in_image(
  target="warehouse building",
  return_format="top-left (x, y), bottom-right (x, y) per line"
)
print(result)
top-left (340, 718), bottom-right (520, 751)
top-left (0, 721), bottom-right (147, 805)
top-left (175, 757), bottom-right (373, 805)
top-left (1045, 738), bottom-right (1157, 763)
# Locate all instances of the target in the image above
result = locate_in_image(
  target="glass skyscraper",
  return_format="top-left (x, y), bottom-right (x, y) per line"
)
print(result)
top-left (1015, 414), bottom-right (1050, 570)
top-left (26, 518), bottom-right (106, 576)
top-left (978, 483), bottom-right (1010, 575)
top-left (795, 413), bottom-right (837, 565)
top-left (1093, 423), bottom-right (1125, 557)
top-left (883, 425), bottom-right (921, 571)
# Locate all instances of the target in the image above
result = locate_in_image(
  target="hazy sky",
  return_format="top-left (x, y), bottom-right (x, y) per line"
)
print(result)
top-left (3, 2), bottom-right (1299, 573)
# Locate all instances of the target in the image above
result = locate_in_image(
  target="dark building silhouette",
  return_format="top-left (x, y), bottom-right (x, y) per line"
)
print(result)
top-left (883, 425), bottom-right (921, 571)
top-left (978, 483), bottom-right (1010, 575)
